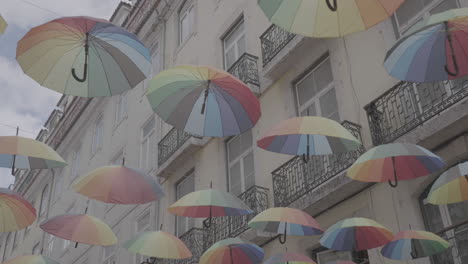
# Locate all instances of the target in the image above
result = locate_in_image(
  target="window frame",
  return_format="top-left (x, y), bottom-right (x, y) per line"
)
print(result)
top-left (70, 149), bottom-right (81, 180)
top-left (32, 242), bottom-right (41, 255)
top-left (134, 211), bottom-right (151, 264)
top-left (39, 184), bottom-right (50, 218)
top-left (178, 0), bottom-right (195, 45)
top-left (91, 115), bottom-right (104, 155)
top-left (226, 131), bottom-right (255, 196)
top-left (12, 232), bottom-right (17, 251)
top-left (223, 18), bottom-right (246, 70)
top-left (115, 93), bottom-right (128, 126)
top-left (140, 116), bottom-right (156, 173)
top-left (175, 171), bottom-right (195, 236)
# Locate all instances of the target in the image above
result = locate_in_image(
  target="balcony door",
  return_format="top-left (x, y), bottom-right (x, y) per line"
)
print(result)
top-left (227, 131), bottom-right (254, 197)
top-left (223, 19), bottom-right (246, 70)
top-left (176, 172), bottom-right (195, 236)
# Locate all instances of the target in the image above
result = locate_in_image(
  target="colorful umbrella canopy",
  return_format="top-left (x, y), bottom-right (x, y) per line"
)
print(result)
top-left (0, 15), bottom-right (7, 34)
top-left (325, 262), bottom-right (356, 264)
top-left (385, 8), bottom-right (468, 82)
top-left (257, 117), bottom-right (361, 161)
top-left (124, 231), bottom-right (192, 259)
top-left (146, 65), bottom-right (261, 137)
top-left (200, 238), bottom-right (264, 264)
top-left (0, 188), bottom-right (36, 232)
top-left (72, 165), bottom-right (165, 204)
top-left (264, 252), bottom-right (316, 264)
top-left (16, 16), bottom-right (151, 97)
top-left (257, 0), bottom-right (406, 38)
top-left (428, 161), bottom-right (468, 205)
top-left (0, 136), bottom-right (67, 170)
top-left (347, 143), bottom-right (445, 187)
top-left (2, 255), bottom-right (60, 264)
top-left (320, 217), bottom-right (394, 251)
top-left (381, 230), bottom-right (450, 260)
top-left (168, 189), bottom-right (253, 227)
top-left (40, 214), bottom-right (117, 246)
top-left (248, 207), bottom-right (323, 244)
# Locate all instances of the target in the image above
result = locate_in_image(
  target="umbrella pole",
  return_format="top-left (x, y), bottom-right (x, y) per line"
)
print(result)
top-left (388, 156), bottom-right (399, 188)
top-left (229, 245), bottom-right (234, 264)
top-left (279, 224), bottom-right (287, 244)
top-left (72, 32), bottom-right (89, 82)
top-left (11, 127), bottom-right (19, 175)
top-left (203, 206), bottom-right (212, 228)
top-left (302, 136), bottom-right (310, 163)
top-left (201, 82), bottom-right (210, 114)
top-left (444, 21), bottom-right (459, 77)
top-left (325, 0), bottom-right (337, 11)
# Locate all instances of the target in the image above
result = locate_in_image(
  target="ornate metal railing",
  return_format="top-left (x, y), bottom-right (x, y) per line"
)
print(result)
top-left (227, 53), bottom-right (260, 87)
top-left (204, 186), bottom-right (269, 249)
top-left (260, 24), bottom-right (296, 66)
top-left (431, 221), bottom-right (468, 264)
top-left (271, 121), bottom-right (364, 207)
top-left (365, 79), bottom-right (468, 145)
top-left (158, 128), bottom-right (191, 166)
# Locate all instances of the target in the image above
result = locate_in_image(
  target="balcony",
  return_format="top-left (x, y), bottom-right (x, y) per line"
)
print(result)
top-left (227, 53), bottom-right (260, 94)
top-left (271, 121), bottom-right (365, 208)
top-left (365, 79), bottom-right (468, 146)
top-left (203, 185), bottom-right (269, 248)
top-left (158, 128), bottom-right (191, 166)
top-left (151, 228), bottom-right (206, 264)
top-left (260, 25), bottom-right (296, 67)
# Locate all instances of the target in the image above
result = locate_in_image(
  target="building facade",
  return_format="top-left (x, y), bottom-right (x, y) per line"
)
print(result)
top-left (2, 0), bottom-right (468, 264)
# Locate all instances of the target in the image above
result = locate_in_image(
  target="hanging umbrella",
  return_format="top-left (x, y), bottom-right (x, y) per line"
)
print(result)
top-left (347, 143), bottom-right (445, 187)
top-left (168, 188), bottom-right (253, 228)
top-left (2, 255), bottom-right (60, 264)
top-left (325, 262), bottom-right (356, 264)
top-left (0, 135), bottom-right (67, 174)
top-left (385, 8), bottom-right (468, 82)
top-left (200, 238), bottom-right (264, 264)
top-left (428, 161), bottom-right (468, 204)
top-left (72, 164), bottom-right (165, 204)
top-left (257, 116), bottom-right (361, 162)
top-left (124, 231), bottom-right (192, 259)
top-left (257, 0), bottom-right (406, 38)
top-left (0, 188), bottom-right (36, 232)
top-left (320, 217), bottom-right (394, 251)
top-left (381, 230), bottom-right (450, 260)
top-left (248, 207), bottom-right (323, 244)
top-left (16, 16), bottom-right (151, 97)
top-left (40, 214), bottom-right (117, 246)
top-left (146, 65), bottom-right (261, 137)
top-left (0, 15), bottom-right (7, 34)
top-left (264, 252), bottom-right (316, 264)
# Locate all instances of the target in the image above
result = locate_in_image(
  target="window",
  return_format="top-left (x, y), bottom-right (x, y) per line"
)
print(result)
top-left (135, 212), bottom-right (151, 264)
top-left (393, 0), bottom-right (459, 37)
top-left (311, 247), bottom-right (368, 264)
top-left (294, 56), bottom-right (339, 121)
top-left (91, 116), bottom-right (104, 154)
top-left (54, 176), bottom-right (63, 201)
top-left (140, 117), bottom-right (156, 172)
top-left (25, 201), bottom-right (34, 236)
top-left (61, 204), bottom-right (75, 253)
top-left (32, 242), bottom-right (40, 255)
top-left (178, 0), bottom-right (195, 45)
top-left (70, 150), bottom-right (81, 180)
top-left (39, 184), bottom-right (49, 218)
top-left (115, 93), bottom-right (128, 125)
top-left (223, 19), bottom-right (246, 70)
top-left (46, 235), bottom-right (55, 257)
top-left (421, 197), bottom-right (468, 263)
top-left (111, 151), bottom-right (124, 166)
top-left (176, 172), bottom-right (195, 236)
top-left (227, 131), bottom-right (255, 196)
top-left (12, 232), bottom-right (17, 251)
top-left (151, 41), bottom-right (162, 76)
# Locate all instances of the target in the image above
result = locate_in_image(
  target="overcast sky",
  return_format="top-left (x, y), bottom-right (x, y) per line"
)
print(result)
top-left (0, 0), bottom-right (128, 187)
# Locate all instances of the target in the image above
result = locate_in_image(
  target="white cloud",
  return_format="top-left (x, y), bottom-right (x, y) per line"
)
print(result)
top-left (0, 0), bottom-right (128, 188)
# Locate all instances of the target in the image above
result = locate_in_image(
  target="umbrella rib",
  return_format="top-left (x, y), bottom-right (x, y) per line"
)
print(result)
top-left (63, 45), bottom-right (88, 95)
top-left (207, 87), bottom-right (225, 136)
top-left (88, 40), bottom-right (113, 96)
top-left (212, 86), bottom-right (242, 134)
top-left (451, 30), bottom-right (468, 68)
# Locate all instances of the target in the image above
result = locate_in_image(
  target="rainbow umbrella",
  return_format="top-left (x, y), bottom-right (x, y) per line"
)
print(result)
top-left (325, 262), bottom-right (356, 264)
top-left (0, 15), bottom-right (7, 34)
top-left (385, 8), bottom-right (468, 82)
top-left (320, 217), bottom-right (394, 251)
top-left (381, 230), bottom-right (450, 260)
top-left (72, 165), bottom-right (165, 204)
top-left (0, 188), bottom-right (36, 232)
top-left (257, 117), bottom-right (361, 162)
top-left (428, 161), bottom-right (468, 204)
top-left (248, 207), bottom-right (323, 244)
top-left (0, 135), bottom-right (67, 174)
top-left (258, 0), bottom-right (406, 38)
top-left (264, 253), bottom-right (316, 264)
top-left (40, 214), bottom-right (117, 246)
top-left (347, 143), bottom-right (445, 187)
top-left (168, 189), bottom-right (253, 227)
top-left (124, 231), bottom-right (192, 259)
top-left (200, 238), bottom-right (264, 264)
top-left (16, 16), bottom-right (151, 97)
top-left (2, 255), bottom-right (60, 264)
top-left (146, 65), bottom-right (261, 137)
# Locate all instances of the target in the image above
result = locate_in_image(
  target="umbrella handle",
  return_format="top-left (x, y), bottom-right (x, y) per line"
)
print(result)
top-left (75, 242), bottom-right (78, 248)
top-left (444, 21), bottom-right (460, 77)
top-left (11, 127), bottom-right (18, 175)
top-left (302, 154), bottom-right (309, 163)
top-left (410, 252), bottom-right (417, 259)
top-left (278, 232), bottom-right (287, 244)
top-left (201, 88), bottom-right (209, 115)
top-left (72, 33), bottom-right (89, 83)
top-left (203, 217), bottom-right (212, 228)
top-left (325, 0), bottom-right (337, 11)
top-left (388, 156), bottom-right (398, 188)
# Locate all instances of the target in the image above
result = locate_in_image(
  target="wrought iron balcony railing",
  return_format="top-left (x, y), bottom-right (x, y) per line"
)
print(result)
top-left (260, 24), bottom-right (296, 66)
top-left (158, 128), bottom-right (191, 166)
top-left (204, 185), bottom-right (269, 249)
top-left (227, 53), bottom-right (260, 88)
top-left (365, 79), bottom-right (468, 145)
top-left (271, 121), bottom-right (364, 207)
